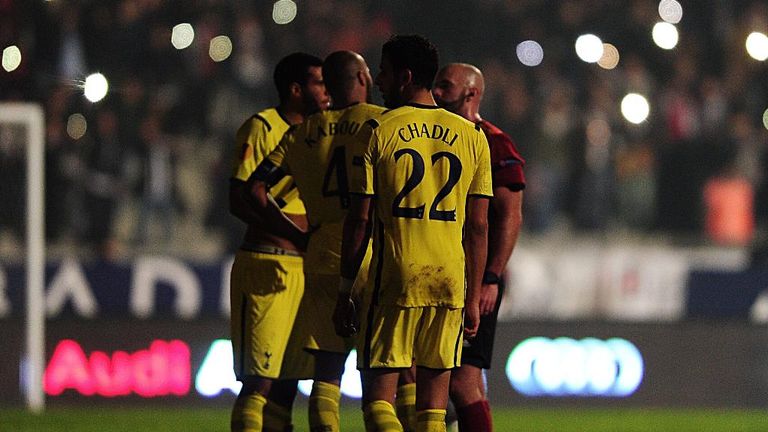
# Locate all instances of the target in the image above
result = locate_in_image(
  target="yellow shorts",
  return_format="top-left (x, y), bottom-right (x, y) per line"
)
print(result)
top-left (303, 246), bottom-right (372, 355)
top-left (357, 304), bottom-right (464, 370)
top-left (303, 273), bottom-right (357, 355)
top-left (230, 249), bottom-right (313, 380)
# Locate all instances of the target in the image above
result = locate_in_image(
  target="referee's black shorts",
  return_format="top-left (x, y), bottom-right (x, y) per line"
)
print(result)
top-left (461, 281), bottom-right (504, 369)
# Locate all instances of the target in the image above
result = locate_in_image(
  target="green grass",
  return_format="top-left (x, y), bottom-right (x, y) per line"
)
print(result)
top-left (2, 406), bottom-right (768, 431)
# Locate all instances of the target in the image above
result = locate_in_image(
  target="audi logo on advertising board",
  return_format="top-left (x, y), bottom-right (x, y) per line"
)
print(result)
top-left (506, 337), bottom-right (644, 397)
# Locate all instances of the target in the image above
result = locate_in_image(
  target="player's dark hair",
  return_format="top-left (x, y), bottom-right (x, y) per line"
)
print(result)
top-left (273, 52), bottom-right (323, 103)
top-left (323, 50), bottom-right (362, 101)
top-left (381, 34), bottom-right (439, 90)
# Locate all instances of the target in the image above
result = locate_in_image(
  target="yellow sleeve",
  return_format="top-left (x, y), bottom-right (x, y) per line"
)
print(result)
top-left (348, 121), bottom-right (377, 195)
top-left (267, 132), bottom-right (292, 175)
top-left (232, 117), bottom-right (269, 181)
top-left (468, 129), bottom-right (493, 197)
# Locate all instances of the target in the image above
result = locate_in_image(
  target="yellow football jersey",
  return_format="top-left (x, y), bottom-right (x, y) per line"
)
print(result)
top-left (349, 103), bottom-right (493, 308)
top-left (267, 103), bottom-right (386, 274)
top-left (232, 107), bottom-right (305, 215)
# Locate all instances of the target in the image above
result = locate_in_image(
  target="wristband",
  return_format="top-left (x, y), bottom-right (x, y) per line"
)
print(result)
top-left (482, 270), bottom-right (500, 285)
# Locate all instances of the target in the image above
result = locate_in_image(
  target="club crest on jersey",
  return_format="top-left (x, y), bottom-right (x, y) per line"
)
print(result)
top-left (398, 122), bottom-right (458, 146)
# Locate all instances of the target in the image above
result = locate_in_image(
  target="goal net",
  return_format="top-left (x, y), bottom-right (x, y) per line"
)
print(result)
top-left (0, 102), bottom-right (46, 412)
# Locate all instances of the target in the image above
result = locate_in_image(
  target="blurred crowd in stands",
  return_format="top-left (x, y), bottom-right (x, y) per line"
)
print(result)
top-left (1, 0), bottom-right (767, 261)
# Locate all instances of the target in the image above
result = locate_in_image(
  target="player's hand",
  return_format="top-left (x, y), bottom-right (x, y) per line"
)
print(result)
top-left (333, 294), bottom-right (360, 337)
top-left (479, 283), bottom-right (499, 316)
top-left (463, 302), bottom-right (480, 339)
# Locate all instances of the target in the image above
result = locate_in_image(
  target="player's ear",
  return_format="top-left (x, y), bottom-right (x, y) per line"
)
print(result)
top-left (466, 87), bottom-right (479, 100)
top-left (399, 69), bottom-right (413, 87)
top-left (289, 82), bottom-right (302, 99)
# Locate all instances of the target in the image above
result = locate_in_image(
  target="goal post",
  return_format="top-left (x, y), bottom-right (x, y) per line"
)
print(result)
top-left (0, 102), bottom-right (46, 413)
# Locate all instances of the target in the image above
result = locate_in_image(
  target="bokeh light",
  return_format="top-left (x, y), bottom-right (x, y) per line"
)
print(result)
top-left (209, 36), bottom-right (233, 62)
top-left (763, 108), bottom-right (768, 130)
top-left (273, 0), bottom-right (298, 25)
top-left (621, 93), bottom-right (650, 124)
top-left (586, 118), bottom-right (611, 148)
top-left (575, 34), bottom-right (604, 63)
top-left (597, 43), bottom-right (620, 70)
top-left (171, 23), bottom-right (195, 50)
top-left (746, 32), bottom-right (768, 61)
top-left (66, 113), bottom-right (87, 140)
top-left (658, 0), bottom-right (683, 24)
top-left (2, 45), bottom-right (22, 72)
top-left (652, 22), bottom-right (679, 50)
top-left (83, 73), bottom-right (109, 102)
top-left (516, 40), bottom-right (544, 67)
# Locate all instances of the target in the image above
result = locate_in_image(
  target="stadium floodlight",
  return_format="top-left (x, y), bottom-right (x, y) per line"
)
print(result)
top-left (652, 22), bottom-right (679, 50)
top-left (0, 103), bottom-right (46, 413)
top-left (658, 0), bottom-right (683, 24)
top-left (272, 0), bottom-right (297, 25)
top-left (2, 45), bottom-right (22, 72)
top-left (746, 32), bottom-right (768, 61)
top-left (83, 73), bottom-right (108, 103)
top-left (621, 93), bottom-right (650, 124)
top-left (575, 34), bottom-right (604, 63)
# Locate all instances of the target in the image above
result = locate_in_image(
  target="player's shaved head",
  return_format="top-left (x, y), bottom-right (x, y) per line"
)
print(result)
top-left (323, 50), bottom-right (369, 103)
top-left (433, 62), bottom-right (486, 121)
top-left (441, 63), bottom-right (485, 99)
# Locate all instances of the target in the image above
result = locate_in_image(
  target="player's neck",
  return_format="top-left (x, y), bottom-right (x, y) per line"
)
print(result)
top-left (276, 104), bottom-right (305, 126)
top-left (405, 88), bottom-right (436, 107)
top-left (330, 96), bottom-right (363, 110)
top-left (462, 109), bottom-right (483, 123)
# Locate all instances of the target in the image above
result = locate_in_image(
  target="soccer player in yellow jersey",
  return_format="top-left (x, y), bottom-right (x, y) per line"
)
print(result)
top-left (249, 50), bottom-right (384, 432)
top-left (434, 64), bottom-right (525, 432)
top-left (229, 52), bottom-right (329, 432)
top-left (335, 35), bottom-right (492, 432)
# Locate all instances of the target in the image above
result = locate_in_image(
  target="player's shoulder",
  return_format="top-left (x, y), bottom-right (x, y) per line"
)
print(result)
top-left (301, 108), bottom-right (332, 128)
top-left (341, 103), bottom-right (386, 126)
top-left (478, 119), bottom-right (520, 148)
top-left (372, 103), bottom-right (423, 128)
top-left (239, 107), bottom-right (288, 134)
top-left (357, 102), bottom-right (387, 116)
top-left (477, 119), bottom-right (506, 137)
top-left (438, 107), bottom-right (481, 130)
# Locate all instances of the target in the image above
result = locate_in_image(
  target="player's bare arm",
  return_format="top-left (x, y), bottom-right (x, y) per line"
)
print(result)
top-left (463, 195), bottom-right (490, 338)
top-left (479, 187), bottom-right (523, 315)
top-left (334, 195), bottom-right (372, 337)
top-left (242, 161), bottom-right (310, 249)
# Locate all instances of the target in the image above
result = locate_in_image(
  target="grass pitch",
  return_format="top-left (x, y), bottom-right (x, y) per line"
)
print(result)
top-left (2, 406), bottom-right (767, 431)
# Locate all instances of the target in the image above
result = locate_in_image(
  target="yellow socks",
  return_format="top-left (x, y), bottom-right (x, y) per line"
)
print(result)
top-left (363, 400), bottom-right (404, 432)
top-left (309, 381), bottom-right (341, 432)
top-left (263, 399), bottom-right (292, 432)
top-left (416, 409), bottom-right (446, 432)
top-left (231, 392), bottom-right (267, 432)
top-left (395, 383), bottom-right (417, 432)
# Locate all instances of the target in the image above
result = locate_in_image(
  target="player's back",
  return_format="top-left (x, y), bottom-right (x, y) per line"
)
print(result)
top-left (269, 102), bottom-right (385, 273)
top-left (358, 104), bottom-right (492, 308)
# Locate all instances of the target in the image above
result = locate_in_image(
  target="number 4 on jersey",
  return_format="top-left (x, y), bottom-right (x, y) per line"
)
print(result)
top-left (322, 146), bottom-right (350, 209)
